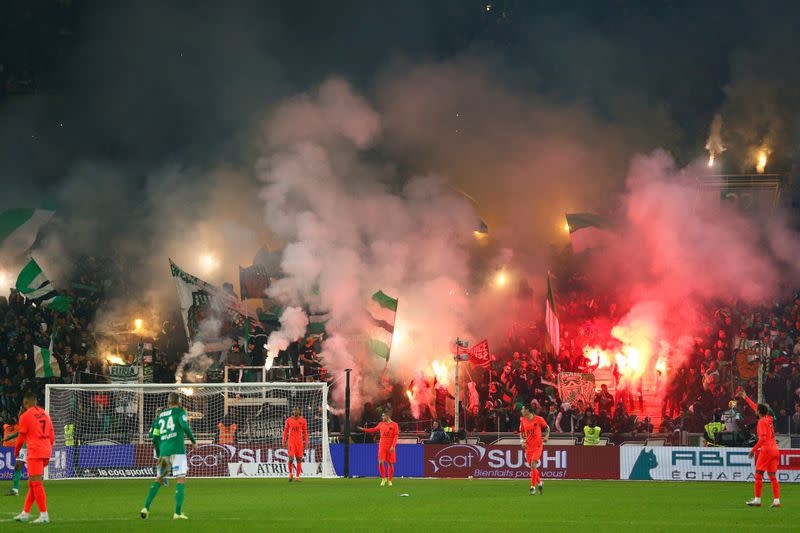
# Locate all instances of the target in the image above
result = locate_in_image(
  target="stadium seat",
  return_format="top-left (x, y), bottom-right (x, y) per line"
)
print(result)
top-left (645, 439), bottom-right (666, 447)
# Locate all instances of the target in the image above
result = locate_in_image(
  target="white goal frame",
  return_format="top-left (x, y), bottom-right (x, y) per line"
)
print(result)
top-left (44, 382), bottom-right (336, 480)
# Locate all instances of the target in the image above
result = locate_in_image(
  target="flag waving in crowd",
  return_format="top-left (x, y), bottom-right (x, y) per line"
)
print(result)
top-left (239, 264), bottom-right (270, 300)
top-left (33, 341), bottom-right (61, 379)
top-left (367, 290), bottom-right (398, 361)
top-left (170, 259), bottom-right (260, 346)
top-left (0, 208), bottom-right (54, 259)
top-left (565, 212), bottom-right (610, 253)
top-left (545, 274), bottom-right (559, 355)
top-left (15, 258), bottom-right (71, 313)
top-left (465, 339), bottom-right (491, 368)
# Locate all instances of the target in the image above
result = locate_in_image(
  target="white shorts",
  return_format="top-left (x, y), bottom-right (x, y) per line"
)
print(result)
top-left (17, 448), bottom-right (27, 463)
top-left (162, 454), bottom-right (188, 478)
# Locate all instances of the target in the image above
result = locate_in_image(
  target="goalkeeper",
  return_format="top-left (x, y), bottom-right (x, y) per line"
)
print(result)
top-left (140, 392), bottom-right (196, 520)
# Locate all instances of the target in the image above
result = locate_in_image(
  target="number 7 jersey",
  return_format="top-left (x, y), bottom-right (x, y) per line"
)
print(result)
top-left (149, 407), bottom-right (195, 456)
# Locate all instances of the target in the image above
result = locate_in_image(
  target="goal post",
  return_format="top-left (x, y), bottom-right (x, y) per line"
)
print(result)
top-left (44, 382), bottom-right (337, 480)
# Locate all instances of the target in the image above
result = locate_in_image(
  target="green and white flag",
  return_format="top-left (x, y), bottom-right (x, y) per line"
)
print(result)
top-left (545, 274), bottom-right (559, 355)
top-left (307, 309), bottom-right (332, 336)
top-left (0, 208), bottom-right (54, 257)
top-left (15, 258), bottom-right (71, 312)
top-left (367, 290), bottom-right (398, 361)
top-left (170, 259), bottom-right (259, 344)
top-left (565, 212), bottom-right (610, 253)
top-left (34, 340), bottom-right (61, 378)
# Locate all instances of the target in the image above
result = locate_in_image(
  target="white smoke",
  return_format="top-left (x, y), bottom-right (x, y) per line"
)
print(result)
top-left (264, 306), bottom-right (310, 370)
top-left (175, 317), bottom-right (222, 383)
top-left (256, 78), bottom-right (478, 407)
top-left (175, 342), bottom-right (212, 384)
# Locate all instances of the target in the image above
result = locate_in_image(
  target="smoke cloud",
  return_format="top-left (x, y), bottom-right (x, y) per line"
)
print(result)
top-left (583, 150), bottom-right (800, 383)
top-left (2, 3), bottom-right (799, 412)
top-left (265, 307), bottom-right (309, 370)
top-left (256, 78), bottom-right (478, 406)
top-left (175, 317), bottom-right (223, 383)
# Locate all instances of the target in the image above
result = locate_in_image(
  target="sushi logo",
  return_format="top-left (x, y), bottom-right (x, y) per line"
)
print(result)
top-left (428, 444), bottom-right (486, 473)
top-left (629, 449), bottom-right (658, 480)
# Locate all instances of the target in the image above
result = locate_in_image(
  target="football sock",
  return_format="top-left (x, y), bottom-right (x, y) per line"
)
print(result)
top-left (31, 482), bottom-right (46, 512)
top-left (12, 469), bottom-right (21, 491)
top-left (175, 484), bottom-right (185, 514)
top-left (378, 463), bottom-right (386, 478)
top-left (768, 474), bottom-right (780, 499)
top-left (144, 481), bottom-right (161, 510)
top-left (296, 462), bottom-right (302, 478)
top-left (754, 476), bottom-right (763, 498)
top-left (387, 464), bottom-right (394, 481)
top-left (23, 484), bottom-right (34, 513)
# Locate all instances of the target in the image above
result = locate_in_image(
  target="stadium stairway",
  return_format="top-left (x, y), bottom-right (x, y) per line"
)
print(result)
top-left (592, 366), bottom-right (663, 430)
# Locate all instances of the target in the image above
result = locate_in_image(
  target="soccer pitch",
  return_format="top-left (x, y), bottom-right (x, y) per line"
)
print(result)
top-left (0, 478), bottom-right (795, 531)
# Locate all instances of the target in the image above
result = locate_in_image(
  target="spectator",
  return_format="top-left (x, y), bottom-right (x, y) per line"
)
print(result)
top-left (299, 338), bottom-right (322, 378)
top-left (425, 420), bottom-right (448, 444)
top-left (722, 400), bottom-right (743, 433)
top-left (702, 361), bottom-right (720, 391)
top-left (594, 384), bottom-right (614, 413)
top-left (612, 402), bottom-right (632, 434)
top-left (635, 416), bottom-right (654, 434)
top-left (555, 402), bottom-right (574, 433)
top-left (791, 403), bottom-right (800, 433)
top-left (582, 416), bottom-right (601, 445)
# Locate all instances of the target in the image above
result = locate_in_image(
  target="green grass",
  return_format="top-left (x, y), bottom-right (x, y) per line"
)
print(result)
top-left (0, 478), bottom-right (796, 532)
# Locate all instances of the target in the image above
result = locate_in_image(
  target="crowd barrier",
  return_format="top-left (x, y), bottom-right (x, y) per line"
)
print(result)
top-left (1, 444), bottom-right (798, 481)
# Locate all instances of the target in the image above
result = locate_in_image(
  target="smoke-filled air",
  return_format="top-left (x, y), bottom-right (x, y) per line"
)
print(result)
top-left (3, 2), bottom-right (800, 429)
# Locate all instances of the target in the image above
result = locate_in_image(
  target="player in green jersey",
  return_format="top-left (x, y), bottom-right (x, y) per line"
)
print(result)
top-left (3, 412), bottom-right (25, 496)
top-left (140, 392), bottom-right (196, 520)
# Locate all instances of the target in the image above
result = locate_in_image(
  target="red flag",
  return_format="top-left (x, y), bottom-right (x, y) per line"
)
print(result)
top-left (466, 339), bottom-right (491, 368)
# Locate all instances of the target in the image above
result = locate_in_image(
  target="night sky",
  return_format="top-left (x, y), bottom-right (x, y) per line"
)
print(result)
top-left (2, 0), bottom-right (799, 189)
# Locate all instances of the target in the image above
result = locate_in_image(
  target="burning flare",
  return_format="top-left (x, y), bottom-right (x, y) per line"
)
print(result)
top-left (432, 359), bottom-right (448, 383)
top-left (705, 114), bottom-right (725, 168)
top-left (105, 353), bottom-right (126, 365)
top-left (584, 346), bottom-right (611, 369)
top-left (198, 253), bottom-right (219, 273)
top-left (756, 147), bottom-right (769, 174)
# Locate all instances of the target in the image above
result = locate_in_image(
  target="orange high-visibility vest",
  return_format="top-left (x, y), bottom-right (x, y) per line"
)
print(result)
top-left (217, 423), bottom-right (237, 445)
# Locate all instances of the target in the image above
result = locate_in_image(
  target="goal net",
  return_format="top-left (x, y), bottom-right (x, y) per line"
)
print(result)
top-left (44, 382), bottom-right (337, 479)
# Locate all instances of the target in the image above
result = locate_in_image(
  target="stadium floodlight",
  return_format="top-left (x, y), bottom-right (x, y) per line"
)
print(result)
top-left (44, 382), bottom-right (337, 480)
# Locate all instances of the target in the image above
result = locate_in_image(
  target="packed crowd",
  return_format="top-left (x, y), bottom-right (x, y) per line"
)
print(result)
top-left (367, 279), bottom-right (800, 440)
top-left (0, 257), bottom-right (106, 424)
top-left (3, 256), bottom-right (800, 442)
top-left (0, 256), bottom-right (185, 426)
